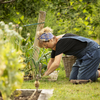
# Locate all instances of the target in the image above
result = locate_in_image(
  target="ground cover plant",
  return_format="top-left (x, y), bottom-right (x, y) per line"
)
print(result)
top-left (22, 69), bottom-right (100, 100)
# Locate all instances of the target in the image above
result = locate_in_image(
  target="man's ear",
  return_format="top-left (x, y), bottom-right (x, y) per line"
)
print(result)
top-left (50, 38), bottom-right (54, 42)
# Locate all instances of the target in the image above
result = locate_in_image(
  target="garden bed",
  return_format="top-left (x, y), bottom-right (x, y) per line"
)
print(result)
top-left (0, 89), bottom-right (53, 100)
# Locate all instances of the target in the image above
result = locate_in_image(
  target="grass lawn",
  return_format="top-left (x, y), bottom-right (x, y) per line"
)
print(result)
top-left (22, 70), bottom-right (100, 100)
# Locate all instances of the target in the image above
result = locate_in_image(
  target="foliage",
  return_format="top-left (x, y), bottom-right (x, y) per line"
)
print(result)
top-left (1, 0), bottom-right (100, 40)
top-left (0, 21), bottom-right (25, 100)
top-left (32, 48), bottom-right (51, 76)
top-left (24, 45), bottom-right (51, 77)
top-left (0, 0), bottom-right (48, 39)
top-left (48, 0), bottom-right (96, 37)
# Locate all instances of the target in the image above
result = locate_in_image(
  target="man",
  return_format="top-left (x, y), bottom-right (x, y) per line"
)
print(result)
top-left (37, 27), bottom-right (100, 83)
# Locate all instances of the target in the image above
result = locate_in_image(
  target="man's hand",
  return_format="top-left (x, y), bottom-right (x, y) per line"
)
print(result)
top-left (43, 53), bottom-right (63, 76)
top-left (41, 75), bottom-right (51, 79)
top-left (43, 71), bottom-right (48, 76)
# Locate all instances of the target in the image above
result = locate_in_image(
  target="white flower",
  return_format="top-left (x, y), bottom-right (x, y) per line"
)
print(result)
top-left (0, 29), bottom-right (3, 35)
top-left (0, 21), bottom-right (5, 29)
top-left (9, 22), bottom-right (14, 30)
top-left (12, 25), bottom-right (15, 29)
top-left (19, 27), bottom-right (23, 31)
top-left (11, 30), bottom-right (18, 36)
top-left (5, 24), bottom-right (9, 30)
top-left (5, 29), bottom-right (11, 36)
top-left (14, 32), bottom-right (19, 36)
top-left (9, 22), bottom-right (13, 26)
top-left (0, 21), bottom-right (5, 26)
top-left (27, 33), bottom-right (30, 37)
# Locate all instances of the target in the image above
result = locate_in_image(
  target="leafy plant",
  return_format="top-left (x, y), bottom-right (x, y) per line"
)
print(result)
top-left (0, 21), bottom-right (25, 100)
top-left (24, 46), bottom-right (51, 78)
top-left (32, 48), bottom-right (51, 77)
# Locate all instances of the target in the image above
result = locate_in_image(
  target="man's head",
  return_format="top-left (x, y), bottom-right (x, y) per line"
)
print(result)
top-left (37, 27), bottom-right (56, 49)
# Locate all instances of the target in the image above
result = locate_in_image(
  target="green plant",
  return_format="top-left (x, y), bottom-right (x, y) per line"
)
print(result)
top-left (24, 47), bottom-right (51, 78)
top-left (32, 48), bottom-right (51, 77)
top-left (0, 21), bottom-right (25, 100)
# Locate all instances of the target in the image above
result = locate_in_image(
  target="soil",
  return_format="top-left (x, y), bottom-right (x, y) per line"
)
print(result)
top-left (24, 75), bottom-right (33, 81)
top-left (0, 90), bottom-right (41, 100)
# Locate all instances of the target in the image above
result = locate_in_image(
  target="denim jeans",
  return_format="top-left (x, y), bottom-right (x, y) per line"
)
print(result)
top-left (69, 45), bottom-right (100, 81)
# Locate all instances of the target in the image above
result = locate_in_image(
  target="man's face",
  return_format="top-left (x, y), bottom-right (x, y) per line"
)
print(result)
top-left (42, 39), bottom-right (56, 49)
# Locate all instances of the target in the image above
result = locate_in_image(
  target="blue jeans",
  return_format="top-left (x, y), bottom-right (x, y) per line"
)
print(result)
top-left (69, 46), bottom-right (100, 81)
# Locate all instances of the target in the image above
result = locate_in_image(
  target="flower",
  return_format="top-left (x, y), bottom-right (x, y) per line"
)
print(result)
top-left (5, 24), bottom-right (9, 30)
top-left (0, 29), bottom-right (3, 36)
top-left (27, 33), bottom-right (30, 37)
top-left (9, 22), bottom-right (13, 26)
top-left (12, 25), bottom-right (15, 30)
top-left (0, 21), bottom-right (5, 30)
top-left (19, 27), bottom-right (23, 32)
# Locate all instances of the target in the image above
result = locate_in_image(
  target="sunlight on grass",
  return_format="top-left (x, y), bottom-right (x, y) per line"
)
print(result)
top-left (22, 70), bottom-right (100, 100)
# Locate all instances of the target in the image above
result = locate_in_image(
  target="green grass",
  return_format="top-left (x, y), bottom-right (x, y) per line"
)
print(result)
top-left (22, 70), bottom-right (100, 100)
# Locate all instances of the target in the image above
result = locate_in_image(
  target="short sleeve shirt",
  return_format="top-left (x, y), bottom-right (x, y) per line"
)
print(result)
top-left (51, 33), bottom-right (87, 58)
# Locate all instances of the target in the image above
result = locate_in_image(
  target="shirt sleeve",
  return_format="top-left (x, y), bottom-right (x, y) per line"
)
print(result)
top-left (51, 50), bottom-right (56, 58)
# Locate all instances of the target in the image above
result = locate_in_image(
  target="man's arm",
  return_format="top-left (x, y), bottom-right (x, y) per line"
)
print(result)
top-left (44, 53), bottom-right (63, 76)
top-left (47, 58), bottom-right (54, 70)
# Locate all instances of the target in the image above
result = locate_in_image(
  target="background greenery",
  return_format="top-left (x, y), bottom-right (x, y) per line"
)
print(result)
top-left (1, 0), bottom-right (100, 41)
